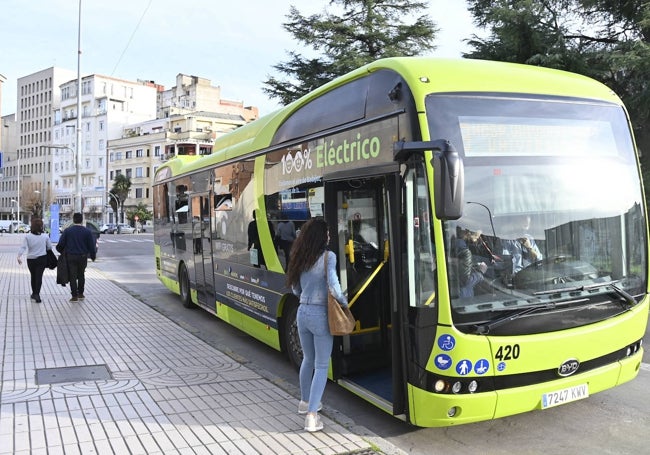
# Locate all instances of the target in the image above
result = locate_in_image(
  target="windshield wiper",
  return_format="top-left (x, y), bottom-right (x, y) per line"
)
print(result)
top-left (534, 280), bottom-right (637, 307)
top-left (603, 283), bottom-right (637, 307)
top-left (474, 303), bottom-right (557, 335)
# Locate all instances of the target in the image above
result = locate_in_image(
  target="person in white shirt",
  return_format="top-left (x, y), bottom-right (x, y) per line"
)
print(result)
top-left (17, 218), bottom-right (53, 303)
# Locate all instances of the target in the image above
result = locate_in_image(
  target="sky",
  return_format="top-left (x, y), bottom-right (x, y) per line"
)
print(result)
top-left (0, 0), bottom-right (476, 117)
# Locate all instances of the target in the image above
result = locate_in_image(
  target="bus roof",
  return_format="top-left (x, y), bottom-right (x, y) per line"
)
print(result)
top-left (156, 57), bottom-right (623, 179)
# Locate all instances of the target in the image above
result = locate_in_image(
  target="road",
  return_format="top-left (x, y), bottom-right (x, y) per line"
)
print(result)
top-left (93, 233), bottom-right (650, 455)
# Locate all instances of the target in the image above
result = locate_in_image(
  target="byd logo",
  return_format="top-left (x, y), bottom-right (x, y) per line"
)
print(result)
top-left (558, 359), bottom-right (580, 377)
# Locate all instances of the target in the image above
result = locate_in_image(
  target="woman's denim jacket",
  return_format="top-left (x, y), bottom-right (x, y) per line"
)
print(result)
top-left (292, 251), bottom-right (348, 307)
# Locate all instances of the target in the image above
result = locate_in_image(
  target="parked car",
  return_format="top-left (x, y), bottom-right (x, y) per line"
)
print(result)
top-left (113, 223), bottom-right (135, 234)
top-left (16, 223), bottom-right (30, 233)
top-left (0, 220), bottom-right (18, 233)
top-left (100, 223), bottom-right (114, 234)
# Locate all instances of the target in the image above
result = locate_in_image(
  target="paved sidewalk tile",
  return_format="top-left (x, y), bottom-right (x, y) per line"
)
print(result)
top-left (0, 236), bottom-right (390, 454)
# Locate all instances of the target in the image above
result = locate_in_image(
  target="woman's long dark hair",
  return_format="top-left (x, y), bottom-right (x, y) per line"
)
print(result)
top-left (30, 218), bottom-right (44, 235)
top-left (285, 218), bottom-right (329, 287)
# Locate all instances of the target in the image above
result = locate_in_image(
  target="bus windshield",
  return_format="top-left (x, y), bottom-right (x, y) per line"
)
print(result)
top-left (427, 94), bottom-right (647, 335)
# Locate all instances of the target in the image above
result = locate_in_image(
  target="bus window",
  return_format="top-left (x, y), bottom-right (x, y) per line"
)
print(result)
top-left (405, 160), bottom-right (437, 307)
top-left (175, 184), bottom-right (189, 225)
top-left (211, 159), bottom-right (259, 266)
top-left (264, 148), bottom-right (323, 270)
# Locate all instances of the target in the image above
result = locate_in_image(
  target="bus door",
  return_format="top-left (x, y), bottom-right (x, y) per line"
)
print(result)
top-left (324, 173), bottom-right (405, 415)
top-left (191, 194), bottom-right (216, 308)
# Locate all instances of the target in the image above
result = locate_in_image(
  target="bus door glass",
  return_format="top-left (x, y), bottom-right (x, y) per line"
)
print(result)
top-left (325, 177), bottom-right (394, 403)
top-left (191, 194), bottom-right (215, 306)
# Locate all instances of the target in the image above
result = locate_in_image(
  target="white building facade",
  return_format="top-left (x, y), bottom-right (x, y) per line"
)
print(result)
top-left (52, 74), bottom-right (158, 223)
top-left (107, 111), bottom-right (256, 223)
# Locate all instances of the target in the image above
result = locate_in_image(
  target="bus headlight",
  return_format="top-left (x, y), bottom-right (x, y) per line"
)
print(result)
top-left (468, 380), bottom-right (478, 393)
top-left (434, 379), bottom-right (447, 392)
top-left (452, 381), bottom-right (462, 394)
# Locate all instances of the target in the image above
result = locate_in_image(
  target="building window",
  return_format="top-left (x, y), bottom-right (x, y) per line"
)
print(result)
top-left (135, 188), bottom-right (143, 198)
top-left (136, 149), bottom-right (143, 158)
top-left (125, 150), bottom-right (133, 159)
top-left (126, 169), bottom-right (132, 178)
top-left (82, 80), bottom-right (92, 95)
top-left (135, 167), bottom-right (143, 178)
top-left (154, 146), bottom-right (161, 156)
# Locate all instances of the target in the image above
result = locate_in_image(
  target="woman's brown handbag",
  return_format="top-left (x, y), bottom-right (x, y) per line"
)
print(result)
top-left (324, 252), bottom-right (355, 335)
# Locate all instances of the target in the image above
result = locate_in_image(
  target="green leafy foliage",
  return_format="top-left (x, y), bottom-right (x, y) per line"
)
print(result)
top-left (263, 0), bottom-right (438, 104)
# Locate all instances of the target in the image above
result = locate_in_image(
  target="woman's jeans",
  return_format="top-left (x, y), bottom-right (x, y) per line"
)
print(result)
top-left (297, 303), bottom-right (333, 413)
top-left (26, 255), bottom-right (47, 296)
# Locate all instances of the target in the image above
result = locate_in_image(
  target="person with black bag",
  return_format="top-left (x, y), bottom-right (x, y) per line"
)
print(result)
top-left (56, 212), bottom-right (96, 302)
top-left (285, 218), bottom-right (348, 432)
top-left (16, 218), bottom-right (52, 303)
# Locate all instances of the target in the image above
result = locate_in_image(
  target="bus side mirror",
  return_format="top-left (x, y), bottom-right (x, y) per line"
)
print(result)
top-left (393, 139), bottom-right (464, 220)
top-left (432, 141), bottom-right (464, 220)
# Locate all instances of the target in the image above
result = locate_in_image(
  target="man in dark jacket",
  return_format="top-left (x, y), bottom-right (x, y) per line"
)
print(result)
top-left (56, 212), bottom-right (96, 302)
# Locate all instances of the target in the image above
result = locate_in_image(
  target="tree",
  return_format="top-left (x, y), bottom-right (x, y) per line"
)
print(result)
top-left (126, 202), bottom-right (152, 226)
top-left (110, 174), bottom-right (131, 224)
top-left (263, 0), bottom-right (439, 104)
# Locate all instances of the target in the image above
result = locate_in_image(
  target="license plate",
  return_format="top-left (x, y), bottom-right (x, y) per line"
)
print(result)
top-left (541, 384), bottom-right (589, 409)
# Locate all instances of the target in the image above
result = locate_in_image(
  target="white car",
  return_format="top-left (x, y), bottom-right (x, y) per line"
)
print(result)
top-left (116, 224), bottom-right (135, 234)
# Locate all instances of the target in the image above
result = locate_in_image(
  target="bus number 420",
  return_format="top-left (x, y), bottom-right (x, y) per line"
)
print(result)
top-left (495, 344), bottom-right (520, 361)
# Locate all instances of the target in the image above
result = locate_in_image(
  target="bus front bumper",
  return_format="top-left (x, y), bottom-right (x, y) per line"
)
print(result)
top-left (408, 350), bottom-right (642, 427)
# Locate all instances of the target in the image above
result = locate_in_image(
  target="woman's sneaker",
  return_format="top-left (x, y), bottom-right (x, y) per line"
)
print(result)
top-left (298, 401), bottom-right (323, 414)
top-left (304, 413), bottom-right (323, 432)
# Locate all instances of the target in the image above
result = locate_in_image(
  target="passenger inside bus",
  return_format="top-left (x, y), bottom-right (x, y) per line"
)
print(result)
top-left (501, 215), bottom-right (543, 274)
top-left (452, 227), bottom-right (489, 297)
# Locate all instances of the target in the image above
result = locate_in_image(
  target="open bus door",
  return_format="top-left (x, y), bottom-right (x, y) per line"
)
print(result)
top-left (190, 193), bottom-right (216, 308)
top-left (324, 172), bottom-right (406, 418)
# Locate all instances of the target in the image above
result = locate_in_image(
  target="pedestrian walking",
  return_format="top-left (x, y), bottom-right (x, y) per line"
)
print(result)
top-left (56, 212), bottom-right (96, 302)
top-left (275, 219), bottom-right (296, 269)
top-left (17, 218), bottom-right (52, 303)
top-left (285, 218), bottom-right (348, 432)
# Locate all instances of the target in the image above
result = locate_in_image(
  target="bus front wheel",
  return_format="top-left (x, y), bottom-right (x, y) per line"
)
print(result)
top-left (179, 263), bottom-right (193, 308)
top-left (283, 302), bottom-right (302, 370)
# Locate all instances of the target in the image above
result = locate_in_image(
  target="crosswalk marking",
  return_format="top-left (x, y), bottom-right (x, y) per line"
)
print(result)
top-left (99, 238), bottom-right (153, 243)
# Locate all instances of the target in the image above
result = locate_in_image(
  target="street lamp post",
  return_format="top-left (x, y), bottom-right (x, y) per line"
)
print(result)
top-left (11, 199), bottom-right (18, 224)
top-left (107, 192), bottom-right (120, 223)
top-left (75, 0), bottom-right (83, 214)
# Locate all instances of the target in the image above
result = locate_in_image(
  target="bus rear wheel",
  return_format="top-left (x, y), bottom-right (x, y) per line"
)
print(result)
top-left (179, 263), bottom-right (193, 308)
top-left (283, 302), bottom-right (302, 370)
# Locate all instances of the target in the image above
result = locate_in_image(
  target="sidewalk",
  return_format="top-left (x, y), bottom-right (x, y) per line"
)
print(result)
top-left (0, 234), bottom-right (401, 454)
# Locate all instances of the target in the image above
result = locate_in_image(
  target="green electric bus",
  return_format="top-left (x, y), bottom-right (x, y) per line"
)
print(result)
top-left (152, 57), bottom-right (648, 427)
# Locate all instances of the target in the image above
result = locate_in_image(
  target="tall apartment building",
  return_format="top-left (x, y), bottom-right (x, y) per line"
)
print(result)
top-left (0, 114), bottom-right (18, 222)
top-left (1, 67), bottom-right (76, 223)
top-left (52, 74), bottom-right (159, 224)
